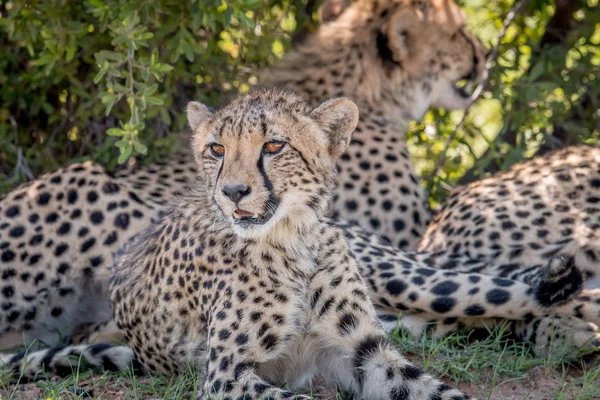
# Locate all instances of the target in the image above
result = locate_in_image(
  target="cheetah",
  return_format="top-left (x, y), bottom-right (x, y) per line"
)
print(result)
top-left (419, 146), bottom-right (600, 331)
top-left (112, 90), bottom-right (473, 399)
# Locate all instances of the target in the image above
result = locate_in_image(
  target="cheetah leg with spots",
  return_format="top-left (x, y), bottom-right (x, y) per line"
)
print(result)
top-left (306, 226), bottom-right (468, 400)
top-left (355, 246), bottom-right (582, 321)
top-left (201, 302), bottom-right (309, 400)
top-left (418, 249), bottom-right (600, 327)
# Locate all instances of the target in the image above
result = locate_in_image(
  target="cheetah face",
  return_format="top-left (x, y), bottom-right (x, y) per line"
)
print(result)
top-left (187, 90), bottom-right (359, 239)
top-left (321, 0), bottom-right (488, 119)
top-left (381, 0), bottom-right (489, 116)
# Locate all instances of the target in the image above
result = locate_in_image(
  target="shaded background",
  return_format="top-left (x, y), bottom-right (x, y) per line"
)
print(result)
top-left (1, 0), bottom-right (598, 204)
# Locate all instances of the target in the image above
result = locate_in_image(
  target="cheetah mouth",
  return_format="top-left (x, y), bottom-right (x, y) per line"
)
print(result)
top-left (232, 202), bottom-right (278, 226)
top-left (453, 79), bottom-right (475, 99)
top-left (453, 69), bottom-right (480, 100)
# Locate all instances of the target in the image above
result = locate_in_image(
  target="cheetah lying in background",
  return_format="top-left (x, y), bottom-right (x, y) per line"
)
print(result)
top-left (1, 0), bottom-right (599, 377)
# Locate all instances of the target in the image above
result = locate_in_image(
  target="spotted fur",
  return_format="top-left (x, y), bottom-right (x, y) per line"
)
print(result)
top-left (1, 0), bottom-right (598, 377)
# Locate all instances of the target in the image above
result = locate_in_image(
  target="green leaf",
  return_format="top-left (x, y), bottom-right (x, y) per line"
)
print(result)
top-left (154, 63), bottom-right (174, 72)
top-left (117, 144), bottom-right (133, 163)
top-left (33, 54), bottom-right (55, 66)
top-left (65, 39), bottom-right (77, 62)
top-left (528, 62), bottom-right (545, 82)
top-left (107, 128), bottom-right (125, 136)
top-left (146, 96), bottom-right (164, 105)
top-left (133, 141), bottom-right (148, 155)
top-left (243, 0), bottom-right (262, 9)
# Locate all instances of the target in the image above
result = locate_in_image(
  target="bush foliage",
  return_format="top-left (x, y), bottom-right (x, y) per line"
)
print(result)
top-left (0, 0), bottom-right (599, 203)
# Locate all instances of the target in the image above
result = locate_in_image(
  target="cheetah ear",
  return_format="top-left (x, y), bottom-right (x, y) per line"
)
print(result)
top-left (311, 97), bottom-right (359, 158)
top-left (318, 0), bottom-right (351, 23)
top-left (186, 101), bottom-right (213, 132)
top-left (383, 7), bottom-right (424, 64)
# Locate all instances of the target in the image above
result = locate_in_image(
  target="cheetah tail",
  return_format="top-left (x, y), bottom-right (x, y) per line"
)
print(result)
top-left (0, 343), bottom-right (143, 381)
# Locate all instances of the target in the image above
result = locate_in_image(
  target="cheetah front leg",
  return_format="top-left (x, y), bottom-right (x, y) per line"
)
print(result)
top-left (201, 295), bottom-right (309, 400)
top-left (309, 228), bottom-right (468, 400)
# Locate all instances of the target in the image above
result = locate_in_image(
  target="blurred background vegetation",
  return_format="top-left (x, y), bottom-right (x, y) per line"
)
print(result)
top-left (0, 0), bottom-right (599, 203)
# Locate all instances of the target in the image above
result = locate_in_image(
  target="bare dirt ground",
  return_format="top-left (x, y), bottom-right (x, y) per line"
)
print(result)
top-left (2, 364), bottom-right (599, 400)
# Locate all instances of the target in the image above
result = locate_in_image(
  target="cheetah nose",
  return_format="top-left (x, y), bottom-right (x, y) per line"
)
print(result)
top-left (222, 184), bottom-right (251, 204)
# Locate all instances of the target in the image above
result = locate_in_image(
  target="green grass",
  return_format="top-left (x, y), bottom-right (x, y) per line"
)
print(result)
top-left (1, 325), bottom-right (599, 400)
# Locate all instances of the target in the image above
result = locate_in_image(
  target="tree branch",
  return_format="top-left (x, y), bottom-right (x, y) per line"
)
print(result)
top-left (457, 0), bottom-right (586, 185)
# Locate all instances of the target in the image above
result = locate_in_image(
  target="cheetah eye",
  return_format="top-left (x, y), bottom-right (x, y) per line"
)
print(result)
top-left (209, 143), bottom-right (225, 157)
top-left (263, 141), bottom-right (285, 155)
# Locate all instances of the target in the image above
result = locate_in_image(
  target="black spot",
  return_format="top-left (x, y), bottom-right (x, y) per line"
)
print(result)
top-left (464, 304), bottom-right (485, 316)
top-left (103, 231), bottom-right (118, 246)
top-left (54, 243), bottom-right (68, 257)
top-left (386, 279), bottom-right (407, 296)
top-left (5, 206), bottom-right (19, 218)
top-left (218, 329), bottom-right (231, 340)
top-left (390, 386), bottom-right (409, 400)
top-left (87, 191), bottom-right (99, 203)
top-left (486, 289), bottom-right (510, 305)
top-left (378, 262), bottom-right (393, 270)
top-left (346, 200), bottom-right (358, 211)
top-left (393, 219), bottom-right (405, 232)
top-left (9, 226), bottom-right (25, 238)
top-left (45, 213), bottom-right (59, 223)
top-left (57, 263), bottom-right (70, 274)
top-left (431, 280), bottom-right (459, 296)
top-left (501, 221), bottom-right (516, 230)
top-left (253, 382), bottom-right (269, 395)
top-left (51, 307), bottom-right (63, 317)
top-left (102, 182), bottom-right (120, 194)
top-left (36, 192), bottom-right (51, 205)
top-left (114, 213), bottom-right (130, 230)
top-left (57, 222), bottom-right (71, 235)
top-left (2, 286), bottom-right (15, 298)
top-left (90, 256), bottom-right (104, 267)
top-left (67, 190), bottom-right (78, 204)
top-left (416, 268), bottom-right (435, 277)
top-left (353, 335), bottom-right (385, 385)
top-left (338, 313), bottom-right (359, 335)
top-left (400, 364), bottom-right (423, 380)
top-left (80, 238), bottom-right (96, 253)
top-left (430, 297), bottom-right (456, 314)
top-left (235, 333), bottom-right (248, 345)
top-left (261, 333), bottom-right (278, 351)
top-left (90, 211), bottom-right (104, 224)
top-left (492, 278), bottom-right (514, 287)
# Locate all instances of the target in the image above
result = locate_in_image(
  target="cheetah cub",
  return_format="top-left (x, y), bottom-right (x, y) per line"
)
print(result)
top-left (110, 89), bottom-right (469, 400)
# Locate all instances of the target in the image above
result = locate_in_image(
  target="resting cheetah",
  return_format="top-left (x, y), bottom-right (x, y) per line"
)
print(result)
top-left (107, 90), bottom-right (476, 399)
